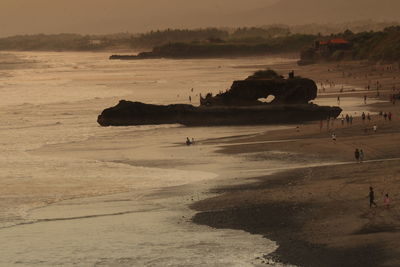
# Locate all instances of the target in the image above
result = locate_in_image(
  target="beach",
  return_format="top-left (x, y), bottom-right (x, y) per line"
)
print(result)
top-left (192, 61), bottom-right (400, 267)
top-left (1, 51), bottom-right (399, 266)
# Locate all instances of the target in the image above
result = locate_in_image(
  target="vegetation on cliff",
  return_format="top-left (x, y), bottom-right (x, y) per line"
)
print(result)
top-left (350, 26), bottom-right (400, 61)
top-left (299, 26), bottom-right (400, 64)
top-left (140, 34), bottom-right (315, 58)
top-left (0, 23), bottom-right (399, 63)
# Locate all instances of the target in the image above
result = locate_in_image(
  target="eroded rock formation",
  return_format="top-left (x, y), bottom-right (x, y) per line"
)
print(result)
top-left (97, 70), bottom-right (341, 126)
top-left (200, 70), bottom-right (317, 106)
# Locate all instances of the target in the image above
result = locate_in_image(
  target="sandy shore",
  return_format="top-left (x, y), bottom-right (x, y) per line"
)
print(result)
top-left (191, 61), bottom-right (400, 267)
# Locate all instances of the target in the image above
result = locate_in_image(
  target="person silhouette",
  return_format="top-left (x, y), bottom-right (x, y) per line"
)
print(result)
top-left (186, 137), bottom-right (192, 146)
top-left (369, 187), bottom-right (377, 208)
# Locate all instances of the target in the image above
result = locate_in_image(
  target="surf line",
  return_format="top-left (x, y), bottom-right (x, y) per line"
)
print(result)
top-left (242, 157), bottom-right (400, 173)
top-left (0, 207), bottom-right (163, 230)
top-left (218, 139), bottom-right (300, 147)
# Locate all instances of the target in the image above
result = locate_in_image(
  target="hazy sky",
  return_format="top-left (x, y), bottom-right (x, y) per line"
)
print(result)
top-left (1, 0), bottom-right (398, 37)
top-left (0, 0), bottom-right (277, 36)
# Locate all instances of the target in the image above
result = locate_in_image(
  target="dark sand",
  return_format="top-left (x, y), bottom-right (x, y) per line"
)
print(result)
top-left (191, 61), bottom-right (400, 267)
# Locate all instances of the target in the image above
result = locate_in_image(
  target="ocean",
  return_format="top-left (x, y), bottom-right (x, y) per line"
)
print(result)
top-left (0, 51), bottom-right (298, 266)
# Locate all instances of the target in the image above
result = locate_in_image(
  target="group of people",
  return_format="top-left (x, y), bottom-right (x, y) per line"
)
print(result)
top-left (319, 80), bottom-right (336, 93)
top-left (354, 148), bottom-right (365, 163)
top-left (378, 111), bottom-right (393, 121)
top-left (341, 114), bottom-right (354, 125)
top-left (361, 112), bottom-right (375, 123)
top-left (369, 187), bottom-right (391, 209)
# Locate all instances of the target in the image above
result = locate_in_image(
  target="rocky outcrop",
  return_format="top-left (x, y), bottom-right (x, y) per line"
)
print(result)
top-left (97, 70), bottom-right (342, 126)
top-left (200, 70), bottom-right (317, 106)
top-left (97, 100), bottom-right (341, 126)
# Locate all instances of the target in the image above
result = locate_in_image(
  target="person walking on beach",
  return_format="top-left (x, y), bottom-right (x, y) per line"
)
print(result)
top-left (354, 148), bottom-right (360, 162)
top-left (359, 149), bottom-right (364, 162)
top-left (369, 187), bottom-right (377, 208)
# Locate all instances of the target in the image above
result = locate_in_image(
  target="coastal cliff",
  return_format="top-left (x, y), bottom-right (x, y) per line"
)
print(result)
top-left (97, 70), bottom-right (341, 126)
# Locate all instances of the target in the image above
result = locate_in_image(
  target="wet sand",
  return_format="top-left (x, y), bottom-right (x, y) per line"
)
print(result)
top-left (2, 52), bottom-right (400, 265)
top-left (191, 61), bottom-right (400, 267)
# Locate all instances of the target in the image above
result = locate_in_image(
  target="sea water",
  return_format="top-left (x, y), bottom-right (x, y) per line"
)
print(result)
top-left (0, 52), bottom-right (296, 266)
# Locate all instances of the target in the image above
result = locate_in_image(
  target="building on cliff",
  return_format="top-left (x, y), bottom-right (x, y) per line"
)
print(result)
top-left (298, 38), bottom-right (352, 65)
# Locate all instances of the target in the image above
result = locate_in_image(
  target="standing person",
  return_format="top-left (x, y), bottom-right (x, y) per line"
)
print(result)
top-left (388, 112), bottom-right (392, 121)
top-left (359, 149), bottom-right (364, 162)
top-left (364, 95), bottom-right (367, 104)
top-left (362, 112), bottom-right (366, 123)
top-left (384, 112), bottom-right (388, 120)
top-left (186, 137), bottom-right (192, 146)
top-left (331, 132), bottom-right (336, 142)
top-left (384, 193), bottom-right (390, 209)
top-left (369, 187), bottom-right (378, 208)
top-left (337, 96), bottom-right (341, 105)
top-left (345, 114), bottom-right (350, 125)
top-left (373, 124), bottom-right (377, 133)
top-left (327, 117), bottom-right (330, 131)
top-left (354, 148), bottom-right (360, 162)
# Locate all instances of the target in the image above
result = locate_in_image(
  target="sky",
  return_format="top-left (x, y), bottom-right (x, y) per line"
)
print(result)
top-left (0, 0), bottom-right (398, 37)
top-left (0, 0), bottom-right (277, 36)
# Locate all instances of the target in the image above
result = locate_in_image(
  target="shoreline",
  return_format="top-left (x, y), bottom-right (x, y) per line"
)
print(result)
top-left (190, 61), bottom-right (400, 266)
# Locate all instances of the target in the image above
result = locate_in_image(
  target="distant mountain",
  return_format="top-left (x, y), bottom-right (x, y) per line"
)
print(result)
top-left (239, 0), bottom-right (400, 25)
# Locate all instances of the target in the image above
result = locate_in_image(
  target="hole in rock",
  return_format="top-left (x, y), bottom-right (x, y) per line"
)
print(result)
top-left (258, 95), bottom-right (275, 104)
